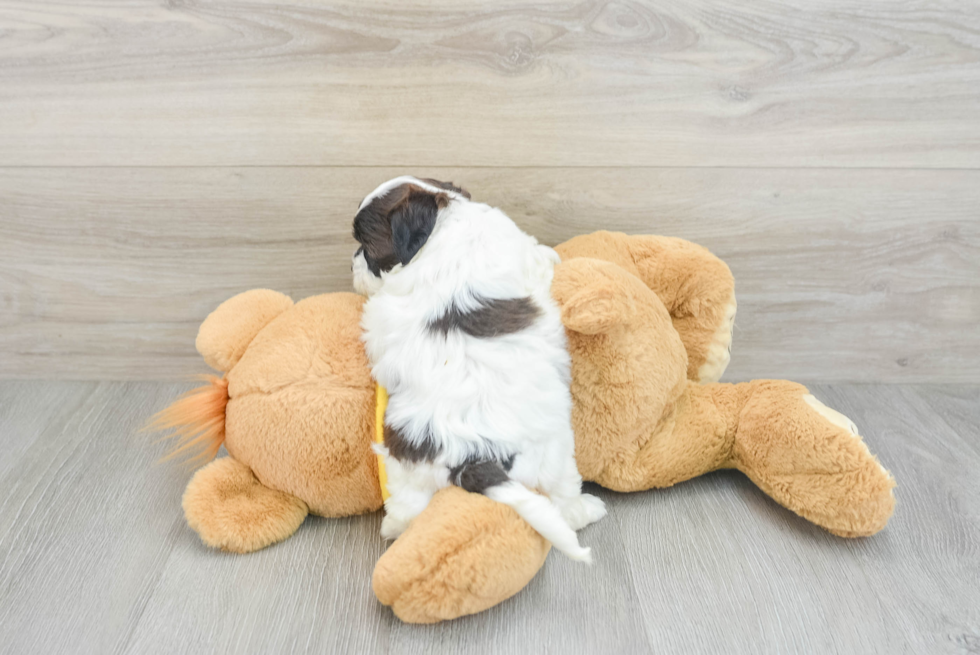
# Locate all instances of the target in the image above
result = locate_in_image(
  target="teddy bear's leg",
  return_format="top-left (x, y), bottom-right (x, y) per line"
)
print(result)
top-left (607, 380), bottom-right (896, 536)
top-left (555, 232), bottom-right (736, 382)
top-left (727, 380), bottom-right (896, 537)
top-left (551, 256), bottom-right (704, 490)
top-left (182, 457), bottom-right (309, 553)
top-left (608, 234), bottom-right (737, 383)
top-left (372, 487), bottom-right (550, 624)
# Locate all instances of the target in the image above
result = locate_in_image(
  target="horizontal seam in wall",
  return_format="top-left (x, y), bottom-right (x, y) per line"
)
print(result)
top-left (0, 165), bottom-right (979, 171)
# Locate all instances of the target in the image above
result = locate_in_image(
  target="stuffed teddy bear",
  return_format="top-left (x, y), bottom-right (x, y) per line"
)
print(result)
top-left (149, 231), bottom-right (895, 624)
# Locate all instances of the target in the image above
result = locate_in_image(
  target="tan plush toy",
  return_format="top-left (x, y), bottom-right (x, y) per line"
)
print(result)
top-left (149, 231), bottom-right (895, 624)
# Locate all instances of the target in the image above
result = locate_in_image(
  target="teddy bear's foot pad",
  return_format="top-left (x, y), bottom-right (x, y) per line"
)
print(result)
top-left (183, 457), bottom-right (308, 553)
top-left (734, 382), bottom-right (896, 539)
top-left (697, 296), bottom-right (737, 384)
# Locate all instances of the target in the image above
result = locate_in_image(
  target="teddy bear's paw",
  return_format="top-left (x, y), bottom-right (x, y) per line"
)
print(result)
top-left (697, 296), bottom-right (737, 383)
top-left (182, 457), bottom-right (308, 553)
top-left (802, 393), bottom-right (892, 478)
top-left (380, 513), bottom-right (411, 541)
top-left (734, 383), bottom-right (896, 537)
top-left (558, 493), bottom-right (607, 531)
top-left (803, 394), bottom-right (860, 436)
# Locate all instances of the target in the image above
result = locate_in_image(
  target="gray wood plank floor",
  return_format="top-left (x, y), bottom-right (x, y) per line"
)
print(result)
top-left (1, 381), bottom-right (978, 654)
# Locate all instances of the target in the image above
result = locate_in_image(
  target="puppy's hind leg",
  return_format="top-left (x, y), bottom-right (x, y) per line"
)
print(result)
top-left (557, 493), bottom-right (607, 531)
top-left (380, 457), bottom-right (448, 540)
top-left (543, 444), bottom-right (607, 531)
top-left (381, 495), bottom-right (430, 541)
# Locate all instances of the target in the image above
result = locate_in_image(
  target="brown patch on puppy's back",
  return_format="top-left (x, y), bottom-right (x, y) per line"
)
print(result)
top-left (384, 423), bottom-right (441, 463)
top-left (429, 297), bottom-right (540, 338)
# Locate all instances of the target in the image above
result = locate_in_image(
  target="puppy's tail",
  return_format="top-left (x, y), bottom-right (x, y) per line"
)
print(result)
top-left (452, 461), bottom-right (591, 563)
top-left (486, 482), bottom-right (592, 563)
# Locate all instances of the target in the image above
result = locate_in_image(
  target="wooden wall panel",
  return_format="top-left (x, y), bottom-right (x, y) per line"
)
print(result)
top-left (0, 0), bottom-right (978, 167)
top-left (2, 167), bottom-right (977, 381)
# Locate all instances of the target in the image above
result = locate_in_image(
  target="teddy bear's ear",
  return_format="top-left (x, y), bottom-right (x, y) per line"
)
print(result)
top-left (552, 259), bottom-right (636, 335)
top-left (196, 289), bottom-right (294, 372)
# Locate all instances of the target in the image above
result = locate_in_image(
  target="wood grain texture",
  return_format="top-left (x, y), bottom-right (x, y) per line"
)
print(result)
top-left (1, 382), bottom-right (978, 654)
top-left (808, 384), bottom-right (980, 653)
top-left (0, 0), bottom-right (979, 167)
top-left (2, 167), bottom-right (977, 382)
top-left (908, 385), bottom-right (980, 459)
top-left (0, 381), bottom-right (98, 479)
top-left (0, 382), bottom-right (189, 655)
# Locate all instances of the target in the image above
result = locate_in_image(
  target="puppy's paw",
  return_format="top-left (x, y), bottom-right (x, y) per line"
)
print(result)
top-left (380, 513), bottom-right (410, 541)
top-left (559, 493), bottom-right (607, 530)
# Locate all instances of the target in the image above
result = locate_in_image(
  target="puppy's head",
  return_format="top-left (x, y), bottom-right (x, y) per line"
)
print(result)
top-left (351, 176), bottom-right (470, 295)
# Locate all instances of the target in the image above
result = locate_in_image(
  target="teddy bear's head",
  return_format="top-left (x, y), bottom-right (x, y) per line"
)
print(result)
top-left (196, 289), bottom-right (384, 517)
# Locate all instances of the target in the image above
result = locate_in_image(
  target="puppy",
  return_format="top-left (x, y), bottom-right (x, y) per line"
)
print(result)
top-left (352, 176), bottom-right (605, 562)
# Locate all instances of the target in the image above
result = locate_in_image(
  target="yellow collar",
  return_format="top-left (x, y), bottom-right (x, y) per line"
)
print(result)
top-left (374, 384), bottom-right (390, 501)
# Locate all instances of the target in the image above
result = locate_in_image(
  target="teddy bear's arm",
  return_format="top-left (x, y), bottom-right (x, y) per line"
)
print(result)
top-left (555, 232), bottom-right (736, 382)
top-left (196, 289), bottom-right (294, 373)
top-left (552, 258), bottom-right (638, 336)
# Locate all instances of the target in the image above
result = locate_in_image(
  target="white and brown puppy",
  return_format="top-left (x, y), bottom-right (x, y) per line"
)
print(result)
top-left (351, 176), bottom-right (605, 562)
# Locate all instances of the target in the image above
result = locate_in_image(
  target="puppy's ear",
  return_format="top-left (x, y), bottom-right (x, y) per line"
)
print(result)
top-left (390, 187), bottom-right (443, 265)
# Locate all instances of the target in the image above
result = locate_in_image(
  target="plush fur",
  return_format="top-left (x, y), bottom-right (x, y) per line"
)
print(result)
top-left (149, 231), bottom-right (896, 624)
top-left (354, 177), bottom-right (604, 561)
top-left (372, 486), bottom-right (550, 624)
top-left (183, 457), bottom-right (308, 553)
top-left (555, 232), bottom-right (737, 382)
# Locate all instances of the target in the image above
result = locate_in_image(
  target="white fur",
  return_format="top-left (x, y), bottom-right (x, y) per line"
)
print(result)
top-left (374, 444), bottom-right (449, 540)
top-left (486, 482), bottom-right (592, 562)
top-left (359, 177), bottom-right (605, 561)
top-left (352, 248), bottom-right (385, 296)
top-left (357, 175), bottom-right (466, 212)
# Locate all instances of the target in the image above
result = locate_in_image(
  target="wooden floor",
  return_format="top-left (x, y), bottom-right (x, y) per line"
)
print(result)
top-left (0, 381), bottom-right (977, 654)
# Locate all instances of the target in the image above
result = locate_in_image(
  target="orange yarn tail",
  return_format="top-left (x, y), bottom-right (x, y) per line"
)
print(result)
top-left (144, 375), bottom-right (229, 467)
